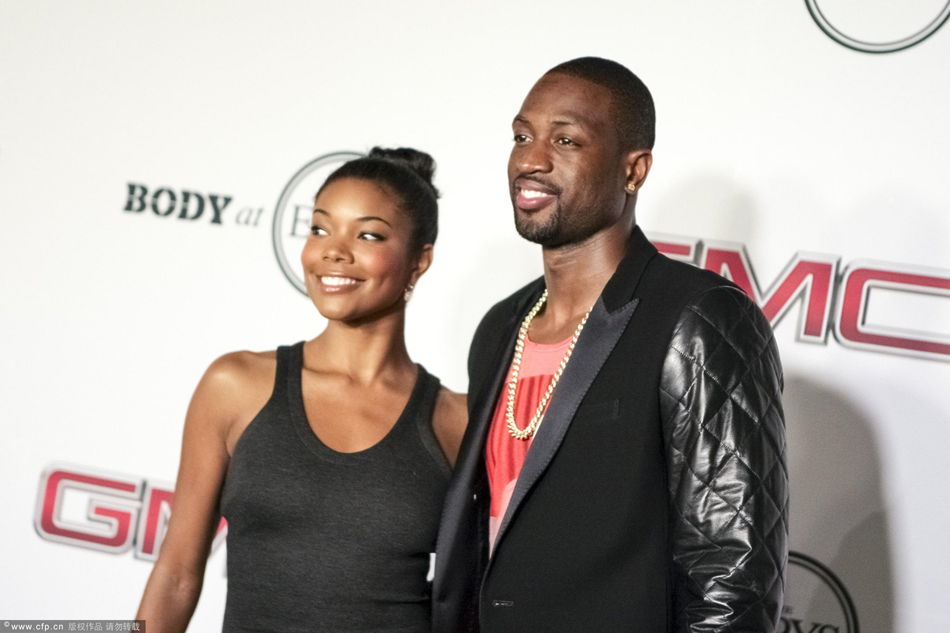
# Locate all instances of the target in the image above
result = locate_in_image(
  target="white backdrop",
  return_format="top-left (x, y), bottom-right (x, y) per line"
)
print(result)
top-left (2, 2), bottom-right (948, 631)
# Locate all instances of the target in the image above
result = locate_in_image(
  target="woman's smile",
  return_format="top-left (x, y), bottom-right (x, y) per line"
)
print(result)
top-left (317, 275), bottom-right (364, 292)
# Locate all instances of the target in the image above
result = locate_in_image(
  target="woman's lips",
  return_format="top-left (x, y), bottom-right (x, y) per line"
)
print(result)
top-left (318, 275), bottom-right (363, 293)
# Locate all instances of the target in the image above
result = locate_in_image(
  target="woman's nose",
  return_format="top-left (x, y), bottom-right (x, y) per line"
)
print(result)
top-left (322, 236), bottom-right (353, 263)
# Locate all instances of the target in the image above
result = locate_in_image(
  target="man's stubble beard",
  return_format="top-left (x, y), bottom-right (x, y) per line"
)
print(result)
top-left (514, 204), bottom-right (564, 247)
top-left (513, 202), bottom-right (606, 249)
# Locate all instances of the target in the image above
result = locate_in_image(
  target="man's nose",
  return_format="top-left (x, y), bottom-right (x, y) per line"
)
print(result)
top-left (513, 141), bottom-right (553, 174)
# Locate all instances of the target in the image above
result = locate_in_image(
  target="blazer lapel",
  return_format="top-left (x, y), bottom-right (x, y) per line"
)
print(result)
top-left (433, 280), bottom-right (544, 585)
top-left (488, 293), bottom-right (640, 555)
top-left (489, 226), bottom-right (659, 557)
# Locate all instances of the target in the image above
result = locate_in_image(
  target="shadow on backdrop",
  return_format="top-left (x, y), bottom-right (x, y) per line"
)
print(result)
top-left (784, 375), bottom-right (893, 633)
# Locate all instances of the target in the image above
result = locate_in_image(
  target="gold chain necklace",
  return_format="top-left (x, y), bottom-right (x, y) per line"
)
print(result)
top-left (505, 289), bottom-right (593, 440)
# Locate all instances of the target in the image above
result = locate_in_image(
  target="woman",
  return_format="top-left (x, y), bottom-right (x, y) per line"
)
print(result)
top-left (137, 148), bottom-right (467, 632)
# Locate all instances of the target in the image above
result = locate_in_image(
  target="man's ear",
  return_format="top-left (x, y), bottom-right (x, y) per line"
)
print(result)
top-left (623, 149), bottom-right (653, 194)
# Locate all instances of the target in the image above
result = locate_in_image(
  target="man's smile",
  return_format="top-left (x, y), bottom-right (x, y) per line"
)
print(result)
top-left (513, 178), bottom-right (559, 211)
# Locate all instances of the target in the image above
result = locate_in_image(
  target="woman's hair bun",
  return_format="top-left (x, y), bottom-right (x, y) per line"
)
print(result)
top-left (317, 145), bottom-right (441, 248)
top-left (367, 147), bottom-right (439, 199)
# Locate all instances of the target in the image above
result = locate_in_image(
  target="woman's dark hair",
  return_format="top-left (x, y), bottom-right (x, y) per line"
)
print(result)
top-left (317, 147), bottom-right (439, 251)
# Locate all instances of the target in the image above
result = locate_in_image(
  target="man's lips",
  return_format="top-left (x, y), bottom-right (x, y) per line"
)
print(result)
top-left (513, 178), bottom-right (558, 211)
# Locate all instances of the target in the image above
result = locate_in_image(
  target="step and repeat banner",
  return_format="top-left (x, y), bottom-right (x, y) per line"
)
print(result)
top-left (2, 2), bottom-right (948, 631)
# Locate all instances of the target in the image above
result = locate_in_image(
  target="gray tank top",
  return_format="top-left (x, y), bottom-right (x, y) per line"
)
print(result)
top-left (219, 342), bottom-right (451, 633)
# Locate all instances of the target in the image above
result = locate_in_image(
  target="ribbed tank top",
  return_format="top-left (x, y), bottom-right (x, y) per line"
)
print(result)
top-left (219, 342), bottom-right (451, 633)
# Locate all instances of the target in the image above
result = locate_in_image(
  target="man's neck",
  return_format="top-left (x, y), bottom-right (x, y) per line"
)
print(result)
top-left (529, 223), bottom-right (634, 343)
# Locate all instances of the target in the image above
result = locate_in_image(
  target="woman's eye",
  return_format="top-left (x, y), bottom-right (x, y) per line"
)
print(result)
top-left (360, 232), bottom-right (385, 241)
top-left (310, 225), bottom-right (328, 236)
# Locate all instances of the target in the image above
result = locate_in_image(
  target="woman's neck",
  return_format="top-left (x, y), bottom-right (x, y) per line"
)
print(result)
top-left (306, 310), bottom-right (415, 385)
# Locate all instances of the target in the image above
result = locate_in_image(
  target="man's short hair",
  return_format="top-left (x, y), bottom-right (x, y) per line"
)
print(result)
top-left (548, 56), bottom-right (655, 151)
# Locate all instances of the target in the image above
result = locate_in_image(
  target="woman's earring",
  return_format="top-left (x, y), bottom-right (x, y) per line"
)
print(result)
top-left (625, 183), bottom-right (637, 194)
top-left (404, 284), bottom-right (415, 303)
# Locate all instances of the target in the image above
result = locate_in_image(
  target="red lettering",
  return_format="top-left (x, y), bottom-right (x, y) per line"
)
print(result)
top-left (37, 464), bottom-right (230, 560)
top-left (135, 484), bottom-right (174, 560)
top-left (699, 242), bottom-right (839, 343)
top-left (35, 465), bottom-right (141, 553)
top-left (835, 261), bottom-right (950, 361)
top-left (759, 254), bottom-right (839, 343)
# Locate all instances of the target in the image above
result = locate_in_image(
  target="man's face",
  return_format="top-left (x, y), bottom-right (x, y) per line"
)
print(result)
top-left (508, 72), bottom-right (629, 247)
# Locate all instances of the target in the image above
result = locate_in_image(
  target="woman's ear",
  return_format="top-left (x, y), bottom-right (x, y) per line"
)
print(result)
top-left (409, 243), bottom-right (434, 288)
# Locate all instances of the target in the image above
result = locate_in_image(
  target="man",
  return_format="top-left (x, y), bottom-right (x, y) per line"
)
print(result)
top-left (433, 57), bottom-right (787, 632)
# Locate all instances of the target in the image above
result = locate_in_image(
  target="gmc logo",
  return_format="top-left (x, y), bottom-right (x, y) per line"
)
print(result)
top-left (34, 464), bottom-right (225, 559)
top-left (651, 234), bottom-right (950, 362)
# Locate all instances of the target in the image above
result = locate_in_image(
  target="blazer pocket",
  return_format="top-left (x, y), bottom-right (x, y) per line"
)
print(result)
top-left (575, 398), bottom-right (621, 421)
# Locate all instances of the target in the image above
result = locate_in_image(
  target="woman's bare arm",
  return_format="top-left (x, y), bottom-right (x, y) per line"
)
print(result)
top-left (136, 352), bottom-right (271, 632)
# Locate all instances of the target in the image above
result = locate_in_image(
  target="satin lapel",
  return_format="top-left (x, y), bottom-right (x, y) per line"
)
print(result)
top-left (433, 281), bottom-right (543, 583)
top-left (489, 293), bottom-right (641, 556)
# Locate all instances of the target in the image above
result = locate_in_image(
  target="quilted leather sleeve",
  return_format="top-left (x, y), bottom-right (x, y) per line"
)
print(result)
top-left (660, 285), bottom-right (788, 633)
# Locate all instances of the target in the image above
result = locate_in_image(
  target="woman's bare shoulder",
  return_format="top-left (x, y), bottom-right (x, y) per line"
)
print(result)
top-left (436, 387), bottom-right (467, 414)
top-left (192, 350), bottom-right (278, 418)
top-left (433, 387), bottom-right (468, 467)
top-left (205, 349), bottom-right (276, 385)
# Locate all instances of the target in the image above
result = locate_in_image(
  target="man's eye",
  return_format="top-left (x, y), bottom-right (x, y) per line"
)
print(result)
top-left (513, 133), bottom-right (529, 143)
top-left (556, 137), bottom-right (577, 146)
top-left (311, 225), bottom-right (328, 236)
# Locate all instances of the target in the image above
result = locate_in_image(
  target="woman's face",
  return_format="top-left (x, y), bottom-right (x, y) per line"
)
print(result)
top-left (301, 177), bottom-right (431, 324)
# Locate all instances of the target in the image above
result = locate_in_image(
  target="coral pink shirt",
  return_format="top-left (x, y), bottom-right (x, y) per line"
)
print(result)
top-left (485, 335), bottom-right (572, 552)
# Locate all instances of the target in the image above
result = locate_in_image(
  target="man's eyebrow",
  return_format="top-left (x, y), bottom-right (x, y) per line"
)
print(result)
top-left (553, 110), bottom-right (591, 126)
top-left (512, 112), bottom-right (589, 127)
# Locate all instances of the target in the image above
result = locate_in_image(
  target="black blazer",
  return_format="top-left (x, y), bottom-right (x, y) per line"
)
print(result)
top-left (432, 227), bottom-right (787, 633)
